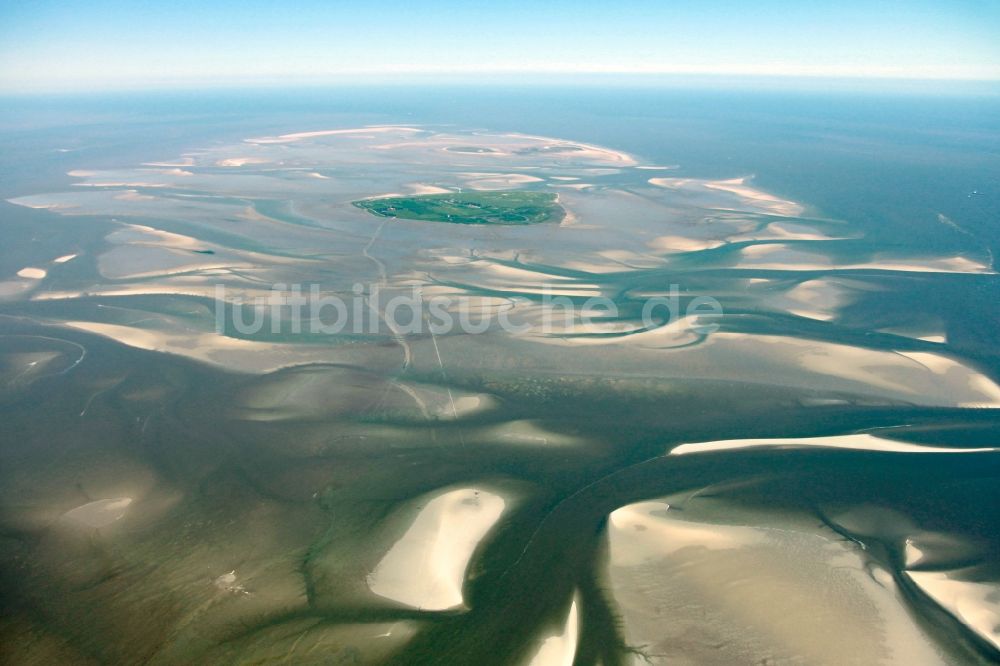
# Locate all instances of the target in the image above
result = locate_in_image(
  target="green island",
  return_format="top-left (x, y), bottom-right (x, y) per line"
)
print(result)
top-left (352, 191), bottom-right (564, 225)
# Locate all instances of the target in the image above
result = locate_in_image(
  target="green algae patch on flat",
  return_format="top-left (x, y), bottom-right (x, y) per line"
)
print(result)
top-left (352, 191), bottom-right (564, 225)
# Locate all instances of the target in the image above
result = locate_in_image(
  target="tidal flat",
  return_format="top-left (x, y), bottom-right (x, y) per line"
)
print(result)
top-left (1, 101), bottom-right (1000, 665)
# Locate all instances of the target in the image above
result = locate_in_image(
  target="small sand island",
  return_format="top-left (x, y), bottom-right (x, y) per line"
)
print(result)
top-left (353, 191), bottom-right (564, 225)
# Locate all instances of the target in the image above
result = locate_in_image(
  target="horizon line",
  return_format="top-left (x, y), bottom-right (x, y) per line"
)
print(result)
top-left (3, 70), bottom-right (1000, 96)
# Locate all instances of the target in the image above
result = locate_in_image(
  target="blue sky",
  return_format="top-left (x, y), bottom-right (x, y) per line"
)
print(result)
top-left (1, 0), bottom-right (999, 90)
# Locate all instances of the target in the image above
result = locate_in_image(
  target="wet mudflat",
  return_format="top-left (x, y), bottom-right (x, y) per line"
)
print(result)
top-left (1, 111), bottom-right (999, 665)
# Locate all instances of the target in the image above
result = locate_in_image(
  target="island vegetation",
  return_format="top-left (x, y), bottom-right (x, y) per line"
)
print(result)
top-left (353, 190), bottom-right (564, 225)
